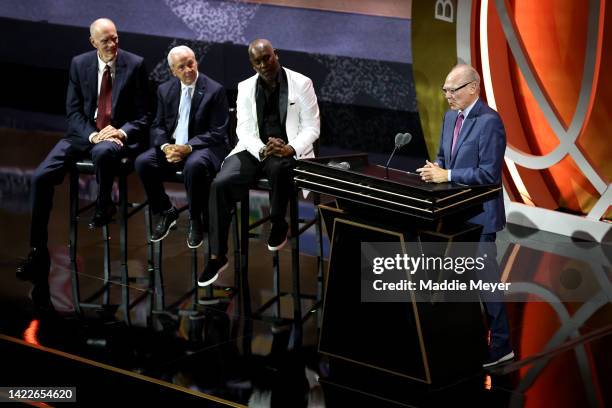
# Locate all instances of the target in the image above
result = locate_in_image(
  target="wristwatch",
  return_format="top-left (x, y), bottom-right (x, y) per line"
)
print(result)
top-left (259, 146), bottom-right (266, 160)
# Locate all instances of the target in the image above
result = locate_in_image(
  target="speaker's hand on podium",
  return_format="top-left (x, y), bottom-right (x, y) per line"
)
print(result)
top-left (416, 160), bottom-right (448, 183)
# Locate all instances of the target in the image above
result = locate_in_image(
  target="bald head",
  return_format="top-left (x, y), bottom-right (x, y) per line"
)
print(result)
top-left (89, 18), bottom-right (118, 62)
top-left (443, 64), bottom-right (480, 110)
top-left (90, 18), bottom-right (115, 37)
top-left (248, 39), bottom-right (280, 85)
top-left (248, 39), bottom-right (274, 57)
top-left (449, 64), bottom-right (481, 86)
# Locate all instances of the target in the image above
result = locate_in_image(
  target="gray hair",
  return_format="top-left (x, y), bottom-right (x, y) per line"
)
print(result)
top-left (451, 64), bottom-right (481, 85)
top-left (167, 45), bottom-right (196, 68)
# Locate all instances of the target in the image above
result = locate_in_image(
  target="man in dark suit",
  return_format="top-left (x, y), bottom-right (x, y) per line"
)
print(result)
top-left (17, 18), bottom-right (149, 282)
top-left (135, 45), bottom-right (229, 248)
top-left (417, 64), bottom-right (513, 367)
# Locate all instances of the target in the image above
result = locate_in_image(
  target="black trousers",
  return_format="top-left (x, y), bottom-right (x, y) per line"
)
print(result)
top-left (30, 138), bottom-right (126, 248)
top-left (135, 147), bottom-right (213, 220)
top-left (208, 150), bottom-right (295, 257)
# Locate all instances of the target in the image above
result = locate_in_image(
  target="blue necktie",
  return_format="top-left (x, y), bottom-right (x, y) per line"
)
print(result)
top-left (175, 87), bottom-right (191, 145)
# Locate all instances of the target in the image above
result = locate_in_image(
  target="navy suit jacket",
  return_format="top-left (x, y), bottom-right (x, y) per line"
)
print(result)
top-left (436, 99), bottom-right (506, 233)
top-left (151, 73), bottom-right (229, 172)
top-left (65, 49), bottom-right (150, 152)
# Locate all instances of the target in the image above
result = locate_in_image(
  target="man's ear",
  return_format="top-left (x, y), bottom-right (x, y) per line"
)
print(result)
top-left (89, 37), bottom-right (96, 49)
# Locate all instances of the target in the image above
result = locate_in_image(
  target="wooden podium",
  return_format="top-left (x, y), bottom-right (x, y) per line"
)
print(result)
top-left (294, 154), bottom-right (502, 395)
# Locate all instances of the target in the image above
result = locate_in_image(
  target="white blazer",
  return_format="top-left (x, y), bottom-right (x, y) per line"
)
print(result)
top-left (228, 67), bottom-right (320, 160)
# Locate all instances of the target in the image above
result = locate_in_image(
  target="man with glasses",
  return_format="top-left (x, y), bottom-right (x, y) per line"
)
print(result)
top-left (417, 64), bottom-right (512, 368)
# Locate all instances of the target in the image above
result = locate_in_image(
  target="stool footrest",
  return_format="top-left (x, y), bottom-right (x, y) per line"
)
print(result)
top-left (78, 302), bottom-right (118, 312)
top-left (128, 202), bottom-right (148, 219)
top-left (297, 219), bottom-right (317, 236)
top-left (76, 201), bottom-right (97, 216)
top-left (248, 215), bottom-right (271, 231)
top-left (252, 291), bottom-right (317, 318)
top-left (83, 283), bottom-right (114, 303)
top-left (130, 292), bottom-right (149, 309)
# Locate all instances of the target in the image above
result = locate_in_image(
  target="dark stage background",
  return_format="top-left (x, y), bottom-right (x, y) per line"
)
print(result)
top-left (0, 0), bottom-right (427, 169)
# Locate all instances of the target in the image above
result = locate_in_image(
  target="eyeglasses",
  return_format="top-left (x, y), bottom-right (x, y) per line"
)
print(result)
top-left (441, 81), bottom-right (473, 95)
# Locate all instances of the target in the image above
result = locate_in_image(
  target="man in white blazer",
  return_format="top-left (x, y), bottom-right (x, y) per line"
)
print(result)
top-left (198, 38), bottom-right (320, 287)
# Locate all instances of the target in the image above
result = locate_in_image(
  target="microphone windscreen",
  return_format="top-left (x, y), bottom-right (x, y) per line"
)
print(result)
top-left (402, 132), bottom-right (412, 146)
top-left (394, 133), bottom-right (404, 147)
top-left (395, 132), bottom-right (413, 148)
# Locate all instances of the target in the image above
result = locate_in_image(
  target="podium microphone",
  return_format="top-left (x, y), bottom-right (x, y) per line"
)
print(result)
top-left (385, 132), bottom-right (412, 179)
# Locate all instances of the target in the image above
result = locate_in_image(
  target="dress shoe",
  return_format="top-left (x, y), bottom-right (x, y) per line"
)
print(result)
top-left (187, 218), bottom-right (204, 249)
top-left (88, 204), bottom-right (117, 229)
top-left (267, 221), bottom-right (289, 251)
top-left (16, 247), bottom-right (50, 282)
top-left (483, 345), bottom-right (515, 368)
top-left (151, 207), bottom-right (179, 242)
top-left (198, 256), bottom-right (228, 287)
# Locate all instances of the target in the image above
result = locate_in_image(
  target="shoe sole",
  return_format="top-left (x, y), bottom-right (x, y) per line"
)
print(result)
top-left (150, 220), bottom-right (177, 242)
top-left (197, 297), bottom-right (222, 306)
top-left (187, 238), bottom-right (203, 249)
top-left (267, 236), bottom-right (288, 251)
top-left (483, 351), bottom-right (515, 368)
top-left (197, 260), bottom-right (229, 287)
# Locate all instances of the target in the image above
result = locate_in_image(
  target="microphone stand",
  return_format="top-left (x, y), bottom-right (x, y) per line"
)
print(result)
top-left (384, 144), bottom-right (399, 179)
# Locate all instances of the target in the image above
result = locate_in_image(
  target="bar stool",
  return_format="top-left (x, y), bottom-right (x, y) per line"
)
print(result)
top-left (69, 158), bottom-right (147, 325)
top-left (235, 173), bottom-right (325, 349)
top-left (148, 107), bottom-right (239, 321)
top-left (147, 169), bottom-right (209, 319)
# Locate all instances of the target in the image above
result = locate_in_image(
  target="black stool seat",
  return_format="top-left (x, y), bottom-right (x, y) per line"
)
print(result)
top-left (75, 157), bottom-right (133, 174)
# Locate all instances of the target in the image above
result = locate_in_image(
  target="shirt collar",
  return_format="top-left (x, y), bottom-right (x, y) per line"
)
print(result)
top-left (180, 72), bottom-right (199, 93)
top-left (97, 54), bottom-right (116, 72)
top-left (459, 97), bottom-right (479, 119)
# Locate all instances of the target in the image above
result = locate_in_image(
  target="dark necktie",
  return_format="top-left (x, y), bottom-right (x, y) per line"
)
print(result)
top-left (96, 64), bottom-right (112, 130)
top-left (451, 113), bottom-right (464, 156)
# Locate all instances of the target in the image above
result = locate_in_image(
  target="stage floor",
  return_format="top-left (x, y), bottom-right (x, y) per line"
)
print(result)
top-left (0, 129), bottom-right (610, 406)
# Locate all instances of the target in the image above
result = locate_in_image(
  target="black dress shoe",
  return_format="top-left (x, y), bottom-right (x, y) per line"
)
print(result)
top-left (267, 221), bottom-right (289, 251)
top-left (16, 247), bottom-right (50, 282)
top-left (151, 207), bottom-right (179, 242)
top-left (187, 219), bottom-right (204, 249)
top-left (483, 342), bottom-right (515, 368)
top-left (198, 256), bottom-right (228, 287)
top-left (88, 204), bottom-right (117, 229)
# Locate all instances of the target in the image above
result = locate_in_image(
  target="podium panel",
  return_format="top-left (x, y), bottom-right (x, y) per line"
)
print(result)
top-left (319, 217), bottom-right (430, 383)
top-left (318, 206), bottom-right (487, 390)
top-left (296, 155), bottom-right (497, 393)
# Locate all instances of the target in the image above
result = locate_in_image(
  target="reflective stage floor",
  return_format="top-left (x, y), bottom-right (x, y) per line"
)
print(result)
top-left (0, 129), bottom-right (611, 407)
